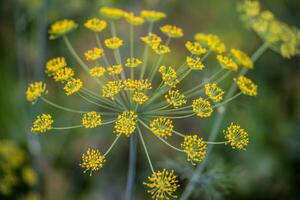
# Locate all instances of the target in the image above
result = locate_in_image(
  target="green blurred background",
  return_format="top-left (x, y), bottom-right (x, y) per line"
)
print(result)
top-left (1, 0), bottom-right (300, 199)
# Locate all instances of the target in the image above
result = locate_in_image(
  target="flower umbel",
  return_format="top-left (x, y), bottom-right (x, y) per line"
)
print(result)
top-left (235, 75), bottom-right (257, 96)
top-left (181, 135), bottom-right (207, 165)
top-left (192, 98), bottom-right (213, 118)
top-left (224, 123), bottom-right (249, 150)
top-left (82, 112), bottom-right (102, 128)
top-left (114, 111), bottom-right (138, 137)
top-left (79, 148), bottom-right (105, 175)
top-left (26, 82), bottom-right (48, 103)
top-left (150, 117), bottom-right (174, 139)
top-left (48, 19), bottom-right (78, 39)
top-left (31, 114), bottom-right (53, 133)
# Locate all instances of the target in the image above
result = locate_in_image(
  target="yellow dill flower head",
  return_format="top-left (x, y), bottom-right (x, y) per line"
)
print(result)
top-left (224, 123), bottom-right (249, 150)
top-left (181, 135), bottom-right (207, 165)
top-left (104, 37), bottom-right (123, 49)
top-left (217, 55), bottom-right (238, 72)
top-left (48, 19), bottom-right (78, 39)
top-left (230, 48), bottom-right (253, 69)
top-left (132, 91), bottom-right (149, 105)
top-left (31, 114), bottom-right (53, 133)
top-left (114, 111), bottom-right (138, 137)
top-left (204, 83), bottom-right (225, 102)
top-left (144, 169), bottom-right (179, 200)
top-left (124, 12), bottom-right (144, 25)
top-left (26, 82), bottom-right (48, 103)
top-left (89, 66), bottom-right (106, 77)
top-left (53, 67), bottom-right (74, 82)
top-left (150, 117), bottom-right (174, 139)
top-left (45, 57), bottom-right (67, 75)
top-left (160, 25), bottom-right (183, 38)
top-left (21, 167), bottom-right (38, 186)
top-left (84, 18), bottom-right (107, 32)
top-left (194, 33), bottom-right (226, 53)
top-left (84, 48), bottom-right (104, 61)
top-left (186, 56), bottom-right (205, 70)
top-left (141, 10), bottom-right (167, 22)
top-left (125, 58), bottom-right (142, 68)
top-left (123, 79), bottom-right (152, 91)
top-left (240, 0), bottom-right (261, 17)
top-left (159, 66), bottom-right (179, 88)
top-left (152, 44), bottom-right (171, 55)
top-left (79, 148), bottom-right (105, 175)
top-left (99, 7), bottom-right (124, 20)
top-left (234, 75), bottom-right (257, 96)
top-left (185, 41), bottom-right (207, 55)
top-left (82, 112), bottom-right (102, 128)
top-left (64, 78), bottom-right (83, 96)
top-left (141, 33), bottom-right (162, 47)
top-left (165, 90), bottom-right (187, 108)
top-left (192, 98), bottom-right (213, 118)
top-left (107, 65), bottom-right (123, 75)
top-left (102, 80), bottom-right (124, 100)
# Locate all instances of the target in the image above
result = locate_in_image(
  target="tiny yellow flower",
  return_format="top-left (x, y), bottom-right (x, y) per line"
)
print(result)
top-left (64, 78), bottom-right (83, 96)
top-left (31, 114), bottom-right (53, 133)
top-left (53, 67), bottom-right (74, 82)
top-left (124, 12), bottom-right (144, 25)
top-left (230, 48), bottom-right (253, 69)
top-left (45, 57), bottom-right (67, 75)
top-left (132, 91), bottom-right (149, 105)
top-left (141, 33), bottom-right (162, 47)
top-left (48, 19), bottom-right (78, 39)
top-left (192, 98), bottom-right (213, 118)
top-left (84, 48), bottom-right (104, 61)
top-left (107, 65), bottom-right (123, 76)
top-left (82, 112), bottom-right (102, 128)
top-left (181, 135), bottom-right (207, 165)
top-left (99, 7), bottom-right (124, 20)
top-left (104, 37), bottom-right (123, 49)
top-left (144, 169), bottom-right (180, 200)
top-left (26, 82), bottom-right (48, 103)
top-left (241, 0), bottom-right (261, 17)
top-left (114, 111), bottom-right (138, 137)
top-left (89, 66), bottom-right (106, 77)
top-left (160, 25), bottom-right (183, 38)
top-left (141, 10), bottom-right (167, 22)
top-left (194, 33), bottom-right (226, 53)
top-left (150, 117), bottom-right (174, 139)
top-left (84, 18), bottom-right (107, 32)
top-left (102, 80), bottom-right (124, 100)
top-left (159, 66), bottom-right (179, 88)
top-left (204, 83), bottom-right (225, 102)
top-left (224, 123), bottom-right (249, 150)
top-left (234, 75), bottom-right (257, 96)
top-left (185, 41), bottom-right (207, 55)
top-left (217, 55), bottom-right (238, 72)
top-left (165, 90), bottom-right (187, 108)
top-left (123, 79), bottom-right (152, 91)
top-left (125, 58), bottom-right (142, 68)
top-left (152, 44), bottom-right (171, 55)
top-left (186, 56), bottom-right (205, 70)
top-left (79, 148), bottom-right (105, 175)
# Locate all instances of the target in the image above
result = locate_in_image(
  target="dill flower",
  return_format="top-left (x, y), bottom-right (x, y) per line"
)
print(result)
top-left (99, 7), bottom-right (124, 20)
top-left (48, 19), bottom-right (78, 39)
top-left (230, 48), bottom-right (253, 69)
top-left (186, 56), bottom-right (205, 70)
top-left (102, 80), bottom-right (124, 100)
top-left (141, 10), bottom-right (167, 22)
top-left (124, 12), bottom-right (144, 25)
top-left (165, 90), bottom-right (187, 108)
top-left (159, 66), bottom-right (179, 88)
top-left (234, 75), bottom-right (257, 96)
top-left (160, 25), bottom-right (183, 38)
top-left (45, 57), bottom-right (67, 75)
top-left (123, 79), bottom-right (152, 91)
top-left (79, 148), bottom-right (105, 175)
top-left (192, 98), bottom-right (213, 118)
top-left (144, 169), bottom-right (179, 200)
top-left (104, 37), bottom-right (123, 49)
top-left (31, 114), bottom-right (53, 133)
top-left (204, 83), bottom-right (225, 102)
top-left (63, 78), bottom-right (83, 96)
top-left (150, 117), bottom-right (174, 139)
top-left (152, 44), bottom-right (171, 55)
top-left (132, 91), bottom-right (149, 105)
top-left (53, 67), bottom-right (74, 82)
top-left (125, 58), bottom-right (142, 68)
top-left (84, 48), bottom-right (104, 61)
top-left (217, 55), bottom-right (238, 72)
top-left (21, 167), bottom-right (38, 186)
top-left (185, 41), bottom-right (207, 55)
top-left (82, 112), bottom-right (102, 128)
top-left (26, 82), bottom-right (48, 103)
top-left (194, 33), bottom-right (226, 53)
top-left (84, 18), bottom-right (107, 32)
top-left (224, 123), bottom-right (249, 150)
top-left (89, 66), bottom-right (106, 77)
top-left (181, 135), bottom-right (207, 165)
top-left (141, 33), bottom-right (162, 47)
top-left (114, 111), bottom-right (138, 137)
top-left (107, 65), bottom-right (123, 76)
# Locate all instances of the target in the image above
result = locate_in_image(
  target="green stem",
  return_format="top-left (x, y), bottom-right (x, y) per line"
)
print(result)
top-left (52, 125), bottom-right (83, 130)
top-left (104, 135), bottom-right (121, 157)
top-left (125, 134), bottom-right (137, 200)
top-left (140, 22), bottom-right (154, 80)
top-left (95, 33), bottom-right (110, 66)
top-left (41, 97), bottom-right (85, 114)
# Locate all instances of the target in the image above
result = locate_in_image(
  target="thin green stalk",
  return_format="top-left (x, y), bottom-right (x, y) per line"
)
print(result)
top-left (95, 33), bottom-right (110, 66)
top-left (213, 92), bottom-right (242, 108)
top-left (125, 134), bottom-right (137, 200)
top-left (52, 125), bottom-right (83, 130)
top-left (41, 97), bottom-right (86, 114)
top-left (130, 24), bottom-right (134, 79)
top-left (140, 22), bottom-right (154, 80)
top-left (103, 135), bottom-right (121, 157)
top-left (204, 141), bottom-right (228, 145)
